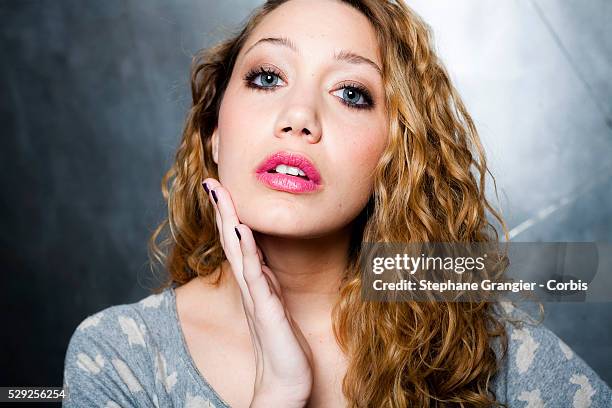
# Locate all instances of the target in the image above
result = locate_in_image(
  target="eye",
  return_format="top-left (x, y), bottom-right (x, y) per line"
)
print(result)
top-left (243, 66), bottom-right (286, 90)
top-left (331, 83), bottom-right (374, 110)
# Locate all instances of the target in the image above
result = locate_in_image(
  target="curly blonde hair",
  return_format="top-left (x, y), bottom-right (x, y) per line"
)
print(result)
top-left (149, 0), bottom-right (514, 406)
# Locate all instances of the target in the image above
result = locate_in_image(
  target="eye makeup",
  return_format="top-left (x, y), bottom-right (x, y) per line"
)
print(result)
top-left (333, 80), bottom-right (375, 110)
top-left (243, 65), bottom-right (286, 91)
top-left (242, 63), bottom-right (376, 111)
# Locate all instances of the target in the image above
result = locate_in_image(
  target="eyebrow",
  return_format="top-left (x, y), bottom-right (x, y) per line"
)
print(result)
top-left (243, 36), bottom-right (382, 76)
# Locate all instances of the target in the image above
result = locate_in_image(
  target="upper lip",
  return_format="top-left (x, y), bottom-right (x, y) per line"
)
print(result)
top-left (255, 150), bottom-right (322, 185)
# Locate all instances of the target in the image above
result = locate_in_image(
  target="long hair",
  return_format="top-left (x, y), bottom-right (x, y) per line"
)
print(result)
top-left (149, 0), bottom-right (513, 406)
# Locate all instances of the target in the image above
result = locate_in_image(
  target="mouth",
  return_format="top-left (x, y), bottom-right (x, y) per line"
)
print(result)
top-left (265, 166), bottom-right (310, 180)
top-left (254, 151), bottom-right (322, 193)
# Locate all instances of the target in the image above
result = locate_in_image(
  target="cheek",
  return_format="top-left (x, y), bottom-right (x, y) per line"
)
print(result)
top-left (216, 86), bottom-right (265, 166)
top-left (329, 123), bottom-right (387, 209)
top-left (217, 90), bottom-right (255, 148)
top-left (215, 91), bottom-right (259, 197)
top-left (337, 120), bottom-right (386, 182)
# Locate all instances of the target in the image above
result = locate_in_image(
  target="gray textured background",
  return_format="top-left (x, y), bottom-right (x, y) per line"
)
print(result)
top-left (1, 0), bottom-right (610, 388)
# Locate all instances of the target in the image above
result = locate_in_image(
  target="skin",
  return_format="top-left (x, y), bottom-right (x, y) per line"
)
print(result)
top-left (175, 0), bottom-right (388, 406)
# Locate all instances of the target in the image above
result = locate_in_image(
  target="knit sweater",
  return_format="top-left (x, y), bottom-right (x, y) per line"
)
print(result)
top-left (62, 286), bottom-right (612, 407)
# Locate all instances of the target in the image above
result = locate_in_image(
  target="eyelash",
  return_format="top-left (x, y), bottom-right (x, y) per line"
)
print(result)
top-left (242, 65), bottom-right (375, 111)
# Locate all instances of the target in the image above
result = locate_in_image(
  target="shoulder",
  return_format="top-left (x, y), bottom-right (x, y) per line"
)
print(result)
top-left (66, 289), bottom-right (172, 354)
top-left (63, 289), bottom-right (175, 407)
top-left (496, 302), bottom-right (612, 407)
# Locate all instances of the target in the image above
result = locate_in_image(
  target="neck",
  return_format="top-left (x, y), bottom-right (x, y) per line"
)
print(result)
top-left (222, 223), bottom-right (353, 334)
top-left (258, 225), bottom-right (351, 321)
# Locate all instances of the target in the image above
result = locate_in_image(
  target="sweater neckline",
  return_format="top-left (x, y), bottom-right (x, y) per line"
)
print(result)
top-left (167, 286), bottom-right (233, 408)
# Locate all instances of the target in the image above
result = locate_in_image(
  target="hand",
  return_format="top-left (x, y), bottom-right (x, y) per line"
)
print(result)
top-left (202, 178), bottom-right (314, 408)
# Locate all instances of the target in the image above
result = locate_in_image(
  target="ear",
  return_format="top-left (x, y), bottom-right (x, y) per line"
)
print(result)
top-left (211, 128), bottom-right (219, 164)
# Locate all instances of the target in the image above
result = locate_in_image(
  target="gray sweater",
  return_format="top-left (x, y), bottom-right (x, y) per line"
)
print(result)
top-left (62, 286), bottom-right (612, 407)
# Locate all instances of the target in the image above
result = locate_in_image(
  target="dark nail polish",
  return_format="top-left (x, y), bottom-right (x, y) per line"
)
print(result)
top-left (202, 182), bottom-right (209, 194)
top-left (211, 189), bottom-right (218, 203)
top-left (234, 227), bottom-right (241, 241)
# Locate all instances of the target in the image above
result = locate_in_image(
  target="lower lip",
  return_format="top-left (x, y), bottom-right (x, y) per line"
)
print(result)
top-left (255, 172), bottom-right (321, 193)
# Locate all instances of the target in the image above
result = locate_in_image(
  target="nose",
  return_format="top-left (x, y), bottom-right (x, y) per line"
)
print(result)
top-left (274, 103), bottom-right (322, 143)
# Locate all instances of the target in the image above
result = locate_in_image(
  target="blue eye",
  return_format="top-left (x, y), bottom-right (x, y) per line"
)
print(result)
top-left (243, 66), bottom-right (375, 110)
top-left (331, 85), bottom-right (374, 110)
top-left (343, 88), bottom-right (362, 104)
top-left (244, 67), bottom-right (285, 89)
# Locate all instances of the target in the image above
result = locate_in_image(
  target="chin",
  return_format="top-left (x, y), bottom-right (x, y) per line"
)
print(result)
top-left (236, 205), bottom-right (326, 238)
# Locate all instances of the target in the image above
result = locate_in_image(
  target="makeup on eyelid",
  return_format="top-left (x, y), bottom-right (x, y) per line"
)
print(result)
top-left (242, 66), bottom-right (376, 111)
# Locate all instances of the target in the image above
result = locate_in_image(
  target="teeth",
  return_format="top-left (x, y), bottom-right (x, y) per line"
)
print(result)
top-left (274, 164), bottom-right (307, 177)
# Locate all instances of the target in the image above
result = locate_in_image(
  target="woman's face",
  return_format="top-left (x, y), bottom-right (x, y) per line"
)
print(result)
top-left (212, 0), bottom-right (388, 238)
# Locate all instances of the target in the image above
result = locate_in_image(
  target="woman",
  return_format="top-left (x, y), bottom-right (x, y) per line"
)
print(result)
top-left (63, 0), bottom-right (612, 406)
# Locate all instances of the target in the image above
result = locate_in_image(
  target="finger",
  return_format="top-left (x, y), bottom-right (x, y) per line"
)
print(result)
top-left (289, 315), bottom-right (314, 363)
top-left (202, 179), bottom-right (225, 250)
top-left (204, 179), bottom-right (247, 287)
top-left (203, 178), bottom-right (251, 306)
top-left (256, 245), bottom-right (265, 265)
top-left (206, 180), bottom-right (242, 264)
top-left (235, 225), bottom-right (290, 329)
top-left (236, 224), bottom-right (274, 304)
top-left (260, 265), bottom-right (283, 302)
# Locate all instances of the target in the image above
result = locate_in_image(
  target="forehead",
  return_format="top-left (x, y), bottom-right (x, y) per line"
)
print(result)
top-left (240, 0), bottom-right (381, 66)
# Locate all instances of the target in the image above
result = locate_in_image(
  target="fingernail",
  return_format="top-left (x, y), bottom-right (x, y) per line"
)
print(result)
top-left (211, 189), bottom-right (218, 203)
top-left (202, 181), bottom-right (209, 194)
top-left (234, 227), bottom-right (241, 241)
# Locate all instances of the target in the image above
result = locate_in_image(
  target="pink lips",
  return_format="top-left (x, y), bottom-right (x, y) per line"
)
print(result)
top-left (254, 151), bottom-right (322, 193)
